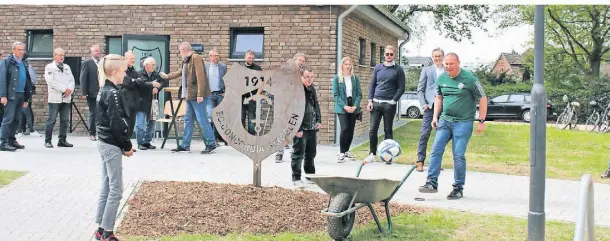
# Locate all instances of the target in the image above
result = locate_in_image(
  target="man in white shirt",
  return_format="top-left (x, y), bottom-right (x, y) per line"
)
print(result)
top-left (44, 48), bottom-right (75, 148)
top-left (415, 48), bottom-right (444, 172)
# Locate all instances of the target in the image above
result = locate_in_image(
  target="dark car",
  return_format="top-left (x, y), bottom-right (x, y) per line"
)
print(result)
top-left (477, 93), bottom-right (556, 122)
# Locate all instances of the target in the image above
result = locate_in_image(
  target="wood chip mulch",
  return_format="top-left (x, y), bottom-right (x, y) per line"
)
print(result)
top-left (118, 181), bottom-right (427, 237)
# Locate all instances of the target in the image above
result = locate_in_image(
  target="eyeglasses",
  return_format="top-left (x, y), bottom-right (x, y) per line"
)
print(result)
top-left (385, 53), bottom-right (395, 57)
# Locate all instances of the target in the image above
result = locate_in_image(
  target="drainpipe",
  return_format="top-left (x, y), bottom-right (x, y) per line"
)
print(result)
top-left (334, 5), bottom-right (359, 145)
top-left (396, 39), bottom-right (408, 121)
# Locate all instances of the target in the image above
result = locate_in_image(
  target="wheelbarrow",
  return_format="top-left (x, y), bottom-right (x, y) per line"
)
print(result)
top-left (307, 161), bottom-right (416, 241)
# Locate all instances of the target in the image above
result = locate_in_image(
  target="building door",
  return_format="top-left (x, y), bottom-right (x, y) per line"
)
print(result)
top-left (122, 34), bottom-right (170, 74)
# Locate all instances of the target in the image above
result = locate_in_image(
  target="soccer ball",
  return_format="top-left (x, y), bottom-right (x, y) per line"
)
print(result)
top-left (376, 139), bottom-right (402, 163)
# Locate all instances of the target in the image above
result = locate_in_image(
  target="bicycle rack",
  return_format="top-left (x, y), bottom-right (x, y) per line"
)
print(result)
top-left (574, 174), bottom-right (595, 241)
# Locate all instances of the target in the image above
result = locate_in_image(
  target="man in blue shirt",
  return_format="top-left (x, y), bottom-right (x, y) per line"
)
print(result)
top-left (205, 48), bottom-right (227, 146)
top-left (0, 42), bottom-right (33, 151)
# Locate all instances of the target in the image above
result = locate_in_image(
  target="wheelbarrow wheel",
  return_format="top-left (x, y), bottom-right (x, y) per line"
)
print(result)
top-left (327, 192), bottom-right (356, 241)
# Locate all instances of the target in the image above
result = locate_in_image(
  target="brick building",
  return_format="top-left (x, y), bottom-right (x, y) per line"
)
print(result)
top-left (0, 5), bottom-right (410, 145)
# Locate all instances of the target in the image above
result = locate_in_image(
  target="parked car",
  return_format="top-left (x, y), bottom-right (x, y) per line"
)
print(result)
top-left (399, 91), bottom-right (424, 118)
top-left (476, 93), bottom-right (556, 122)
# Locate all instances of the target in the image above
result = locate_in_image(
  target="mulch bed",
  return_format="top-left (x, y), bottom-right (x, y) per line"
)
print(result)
top-left (118, 181), bottom-right (427, 237)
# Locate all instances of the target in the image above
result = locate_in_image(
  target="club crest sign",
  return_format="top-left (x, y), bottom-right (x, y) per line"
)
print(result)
top-left (212, 61), bottom-right (305, 187)
top-left (131, 46), bottom-right (163, 73)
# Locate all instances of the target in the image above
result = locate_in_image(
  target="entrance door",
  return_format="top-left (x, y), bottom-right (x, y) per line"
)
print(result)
top-left (122, 34), bottom-right (170, 73)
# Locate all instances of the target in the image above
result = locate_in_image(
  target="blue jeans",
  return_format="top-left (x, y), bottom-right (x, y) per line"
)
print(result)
top-left (0, 93), bottom-right (24, 145)
top-left (206, 92), bottom-right (224, 141)
top-left (181, 99), bottom-right (216, 149)
top-left (426, 119), bottom-right (474, 189)
top-left (135, 111), bottom-right (155, 145)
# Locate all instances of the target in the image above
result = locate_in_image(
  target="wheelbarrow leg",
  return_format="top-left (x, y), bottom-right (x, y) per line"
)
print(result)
top-left (366, 203), bottom-right (384, 233)
top-left (384, 201), bottom-right (393, 233)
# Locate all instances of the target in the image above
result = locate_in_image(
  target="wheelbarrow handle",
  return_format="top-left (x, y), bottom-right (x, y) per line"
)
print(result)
top-left (355, 161), bottom-right (367, 177)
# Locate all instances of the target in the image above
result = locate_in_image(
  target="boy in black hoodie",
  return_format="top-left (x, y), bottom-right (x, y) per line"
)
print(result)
top-left (291, 65), bottom-right (322, 188)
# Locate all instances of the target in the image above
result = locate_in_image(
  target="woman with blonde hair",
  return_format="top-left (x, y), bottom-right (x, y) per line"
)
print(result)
top-left (92, 54), bottom-right (134, 241)
top-left (332, 56), bottom-right (362, 163)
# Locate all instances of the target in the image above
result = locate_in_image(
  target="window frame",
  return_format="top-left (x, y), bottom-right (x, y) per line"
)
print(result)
top-left (229, 27), bottom-right (265, 60)
top-left (358, 38), bottom-right (366, 66)
top-left (26, 29), bottom-right (54, 58)
top-left (105, 36), bottom-right (123, 56)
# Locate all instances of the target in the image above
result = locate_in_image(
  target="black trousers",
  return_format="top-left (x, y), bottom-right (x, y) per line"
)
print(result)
top-left (291, 130), bottom-right (317, 181)
top-left (369, 102), bottom-right (396, 154)
top-left (86, 97), bottom-right (97, 136)
top-left (45, 103), bottom-right (70, 143)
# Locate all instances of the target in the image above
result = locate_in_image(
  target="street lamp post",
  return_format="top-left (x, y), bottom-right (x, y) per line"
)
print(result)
top-left (528, 5), bottom-right (547, 241)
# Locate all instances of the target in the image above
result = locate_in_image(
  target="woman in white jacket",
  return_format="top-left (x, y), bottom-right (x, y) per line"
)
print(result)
top-left (43, 48), bottom-right (75, 148)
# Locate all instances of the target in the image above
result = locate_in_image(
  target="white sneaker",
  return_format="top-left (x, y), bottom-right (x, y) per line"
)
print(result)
top-left (364, 153), bottom-right (377, 163)
top-left (293, 180), bottom-right (304, 189)
top-left (344, 152), bottom-right (356, 161)
top-left (337, 153), bottom-right (346, 163)
top-left (31, 131), bottom-right (42, 137)
top-left (17, 133), bottom-right (23, 137)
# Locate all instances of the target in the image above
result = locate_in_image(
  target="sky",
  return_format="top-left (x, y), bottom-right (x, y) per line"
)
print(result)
top-left (403, 13), bottom-right (534, 67)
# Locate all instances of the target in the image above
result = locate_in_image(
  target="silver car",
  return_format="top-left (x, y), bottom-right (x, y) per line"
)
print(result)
top-left (399, 91), bottom-right (424, 119)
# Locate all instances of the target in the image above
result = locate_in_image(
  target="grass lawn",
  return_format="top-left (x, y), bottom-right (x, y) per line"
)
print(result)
top-left (350, 120), bottom-right (610, 183)
top-left (124, 208), bottom-right (610, 241)
top-left (0, 170), bottom-right (26, 187)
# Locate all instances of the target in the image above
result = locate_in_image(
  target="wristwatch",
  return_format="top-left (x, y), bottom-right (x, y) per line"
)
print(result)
top-left (476, 119), bottom-right (485, 123)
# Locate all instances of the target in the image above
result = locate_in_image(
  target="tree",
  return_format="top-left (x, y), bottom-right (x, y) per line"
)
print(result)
top-left (383, 5), bottom-right (492, 42)
top-left (495, 5), bottom-right (610, 83)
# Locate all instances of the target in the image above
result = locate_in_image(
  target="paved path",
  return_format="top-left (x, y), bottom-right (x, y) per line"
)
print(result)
top-left (1, 135), bottom-right (609, 241)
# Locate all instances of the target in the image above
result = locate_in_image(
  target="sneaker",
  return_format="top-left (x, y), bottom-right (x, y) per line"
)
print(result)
top-left (337, 153), bottom-right (346, 163)
top-left (447, 186), bottom-right (464, 200)
top-left (275, 154), bottom-right (283, 163)
top-left (171, 146), bottom-right (189, 152)
top-left (101, 234), bottom-right (122, 241)
top-left (602, 169), bottom-right (610, 179)
top-left (24, 129), bottom-right (30, 135)
top-left (44, 142), bottom-right (53, 148)
top-left (418, 182), bottom-right (438, 193)
top-left (143, 143), bottom-right (156, 150)
top-left (344, 152), bottom-right (356, 161)
top-left (305, 178), bottom-right (315, 185)
top-left (94, 229), bottom-right (103, 240)
top-left (363, 153), bottom-right (377, 163)
top-left (17, 132), bottom-right (23, 137)
top-left (201, 145), bottom-right (216, 154)
top-left (0, 144), bottom-right (16, 152)
top-left (293, 180), bottom-right (304, 189)
top-left (31, 130), bottom-right (42, 137)
top-left (90, 135), bottom-right (97, 141)
top-left (138, 145), bottom-right (148, 150)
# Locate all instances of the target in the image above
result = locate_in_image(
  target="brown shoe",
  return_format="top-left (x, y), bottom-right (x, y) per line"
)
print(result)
top-left (416, 162), bottom-right (424, 172)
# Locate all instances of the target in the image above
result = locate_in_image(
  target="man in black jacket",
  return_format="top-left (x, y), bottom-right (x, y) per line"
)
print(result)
top-left (291, 65), bottom-right (322, 189)
top-left (135, 57), bottom-right (165, 150)
top-left (0, 42), bottom-right (33, 151)
top-left (80, 44), bottom-right (102, 141)
top-left (242, 50), bottom-right (262, 135)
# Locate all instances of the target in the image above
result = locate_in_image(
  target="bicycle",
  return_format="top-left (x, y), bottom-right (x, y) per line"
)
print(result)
top-left (555, 95), bottom-right (580, 130)
top-left (584, 97), bottom-right (609, 133)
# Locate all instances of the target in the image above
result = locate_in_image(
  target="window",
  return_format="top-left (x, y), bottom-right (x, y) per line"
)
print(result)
top-left (379, 46), bottom-right (384, 63)
top-left (370, 42), bottom-right (377, 67)
top-left (525, 95), bottom-right (531, 103)
top-left (358, 38), bottom-right (366, 65)
top-left (26, 30), bottom-right (53, 58)
top-left (491, 95), bottom-right (509, 103)
top-left (230, 27), bottom-right (264, 59)
top-left (106, 36), bottom-right (123, 55)
top-left (508, 95), bottom-right (524, 103)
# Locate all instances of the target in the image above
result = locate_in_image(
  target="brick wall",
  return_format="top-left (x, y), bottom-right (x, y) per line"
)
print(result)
top-left (0, 5), bottom-right (399, 145)
top-left (340, 13), bottom-right (398, 142)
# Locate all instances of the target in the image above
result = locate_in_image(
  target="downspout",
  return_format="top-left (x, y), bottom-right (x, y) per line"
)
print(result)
top-left (334, 5), bottom-right (359, 145)
top-left (396, 39), bottom-right (408, 121)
